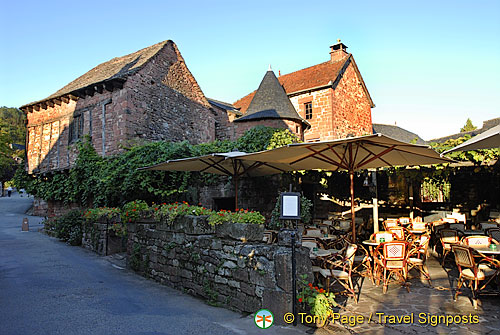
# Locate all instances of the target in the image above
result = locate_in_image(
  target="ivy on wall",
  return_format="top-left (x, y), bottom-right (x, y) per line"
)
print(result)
top-left (14, 127), bottom-right (299, 207)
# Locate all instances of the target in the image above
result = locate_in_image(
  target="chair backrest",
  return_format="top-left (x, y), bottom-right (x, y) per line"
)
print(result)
top-left (488, 228), bottom-right (500, 242)
top-left (440, 229), bottom-right (459, 244)
top-left (419, 234), bottom-right (430, 247)
top-left (463, 235), bottom-right (491, 247)
top-left (384, 219), bottom-right (399, 229)
top-left (442, 217), bottom-right (458, 224)
top-left (345, 243), bottom-right (358, 265)
top-left (480, 222), bottom-right (499, 230)
top-left (388, 227), bottom-right (405, 240)
top-left (372, 231), bottom-right (394, 243)
top-left (447, 212), bottom-right (466, 223)
top-left (452, 245), bottom-right (475, 269)
top-left (414, 216), bottom-right (423, 222)
top-left (383, 241), bottom-right (407, 260)
top-left (304, 229), bottom-right (322, 238)
top-left (399, 217), bottom-right (411, 225)
top-left (411, 222), bottom-right (427, 231)
top-left (449, 223), bottom-right (465, 232)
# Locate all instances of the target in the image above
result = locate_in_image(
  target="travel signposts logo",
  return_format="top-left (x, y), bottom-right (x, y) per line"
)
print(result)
top-left (254, 309), bottom-right (274, 329)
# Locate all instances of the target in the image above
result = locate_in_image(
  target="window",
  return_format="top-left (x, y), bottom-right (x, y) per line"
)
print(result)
top-left (68, 113), bottom-right (84, 143)
top-left (305, 102), bottom-right (313, 120)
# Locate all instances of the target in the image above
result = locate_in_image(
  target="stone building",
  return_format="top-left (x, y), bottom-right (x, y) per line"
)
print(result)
top-left (232, 66), bottom-right (309, 140)
top-left (21, 40), bottom-right (224, 174)
top-left (233, 41), bottom-right (375, 142)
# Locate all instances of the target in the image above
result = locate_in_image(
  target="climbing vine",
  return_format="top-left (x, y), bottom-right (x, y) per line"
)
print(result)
top-left (14, 127), bottom-right (299, 207)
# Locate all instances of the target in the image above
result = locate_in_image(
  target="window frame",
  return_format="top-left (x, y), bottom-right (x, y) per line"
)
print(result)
top-left (305, 102), bottom-right (313, 120)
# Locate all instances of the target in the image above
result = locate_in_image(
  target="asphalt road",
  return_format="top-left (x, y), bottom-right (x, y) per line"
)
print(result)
top-left (0, 193), bottom-right (307, 335)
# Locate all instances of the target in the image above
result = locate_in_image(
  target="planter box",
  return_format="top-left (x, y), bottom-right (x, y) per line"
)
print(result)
top-left (215, 222), bottom-right (264, 242)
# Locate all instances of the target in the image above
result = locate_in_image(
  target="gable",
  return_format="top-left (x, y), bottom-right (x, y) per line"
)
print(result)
top-left (234, 54), bottom-right (374, 113)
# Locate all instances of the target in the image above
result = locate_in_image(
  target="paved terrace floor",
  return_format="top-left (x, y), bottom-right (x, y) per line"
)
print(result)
top-left (314, 251), bottom-right (500, 335)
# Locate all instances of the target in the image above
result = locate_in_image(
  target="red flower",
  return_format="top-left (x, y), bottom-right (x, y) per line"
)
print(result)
top-left (298, 298), bottom-right (303, 303)
top-left (129, 219), bottom-right (132, 222)
top-left (319, 288), bottom-right (325, 293)
top-left (155, 208), bottom-right (159, 211)
top-left (314, 286), bottom-right (319, 290)
top-left (308, 283), bottom-right (313, 288)
top-left (132, 209), bottom-right (136, 212)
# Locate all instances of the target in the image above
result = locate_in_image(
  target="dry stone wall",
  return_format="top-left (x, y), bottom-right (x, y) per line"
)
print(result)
top-left (127, 216), bottom-right (312, 323)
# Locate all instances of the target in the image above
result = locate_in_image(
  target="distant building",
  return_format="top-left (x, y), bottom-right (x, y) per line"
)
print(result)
top-left (372, 124), bottom-right (426, 144)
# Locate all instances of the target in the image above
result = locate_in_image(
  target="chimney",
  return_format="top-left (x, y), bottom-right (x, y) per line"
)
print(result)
top-left (330, 39), bottom-right (348, 62)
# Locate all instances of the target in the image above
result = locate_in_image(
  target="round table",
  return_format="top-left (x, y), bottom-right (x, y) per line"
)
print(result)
top-left (409, 230), bottom-right (427, 234)
top-left (470, 247), bottom-right (500, 255)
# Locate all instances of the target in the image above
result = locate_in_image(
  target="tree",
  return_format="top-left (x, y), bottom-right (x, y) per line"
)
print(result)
top-left (0, 107), bottom-right (26, 191)
top-left (460, 118), bottom-right (477, 132)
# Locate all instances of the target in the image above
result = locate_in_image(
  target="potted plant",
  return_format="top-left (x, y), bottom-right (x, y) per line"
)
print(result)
top-left (297, 274), bottom-right (337, 327)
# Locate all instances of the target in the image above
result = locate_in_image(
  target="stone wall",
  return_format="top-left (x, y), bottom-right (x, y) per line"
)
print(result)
top-left (82, 220), bottom-right (127, 256)
top-left (127, 216), bottom-right (312, 323)
top-left (24, 41), bottom-right (221, 174)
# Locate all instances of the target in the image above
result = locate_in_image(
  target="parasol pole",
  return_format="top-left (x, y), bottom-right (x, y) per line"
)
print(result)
top-left (350, 170), bottom-right (356, 243)
top-left (234, 175), bottom-right (239, 211)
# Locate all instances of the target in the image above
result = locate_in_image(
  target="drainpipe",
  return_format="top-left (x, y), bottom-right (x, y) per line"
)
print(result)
top-left (101, 99), bottom-right (112, 157)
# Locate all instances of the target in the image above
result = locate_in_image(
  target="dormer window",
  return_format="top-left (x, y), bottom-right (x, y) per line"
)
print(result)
top-left (305, 102), bottom-right (313, 120)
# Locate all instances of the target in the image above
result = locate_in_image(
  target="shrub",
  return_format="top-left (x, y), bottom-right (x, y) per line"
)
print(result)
top-left (121, 200), bottom-right (150, 223)
top-left (45, 210), bottom-right (85, 246)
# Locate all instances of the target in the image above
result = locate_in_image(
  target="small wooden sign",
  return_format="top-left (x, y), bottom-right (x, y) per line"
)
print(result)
top-left (22, 218), bottom-right (29, 231)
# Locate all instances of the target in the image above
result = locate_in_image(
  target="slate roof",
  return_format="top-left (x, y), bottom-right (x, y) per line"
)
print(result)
top-left (207, 98), bottom-right (242, 116)
top-left (22, 40), bottom-right (172, 107)
top-left (234, 54), bottom-right (374, 114)
top-left (372, 124), bottom-right (426, 144)
top-left (429, 118), bottom-right (500, 143)
top-left (234, 69), bottom-right (307, 125)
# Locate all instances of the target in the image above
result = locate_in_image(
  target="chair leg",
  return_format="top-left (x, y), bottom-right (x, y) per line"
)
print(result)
top-left (454, 275), bottom-right (464, 301)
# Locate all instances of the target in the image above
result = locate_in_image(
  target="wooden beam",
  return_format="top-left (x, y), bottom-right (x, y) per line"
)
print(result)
top-left (95, 84), bottom-right (103, 94)
top-left (68, 94), bottom-right (79, 101)
top-left (85, 87), bottom-right (95, 97)
top-left (61, 96), bottom-right (70, 104)
top-left (73, 91), bottom-right (86, 99)
top-left (53, 98), bottom-right (62, 106)
top-left (34, 104), bottom-right (40, 111)
top-left (113, 79), bottom-right (125, 89)
top-left (47, 100), bottom-right (54, 108)
top-left (104, 82), bottom-right (114, 92)
top-left (40, 101), bottom-right (47, 109)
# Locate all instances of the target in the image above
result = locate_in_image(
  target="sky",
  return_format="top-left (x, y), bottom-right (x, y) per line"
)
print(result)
top-left (1, 0), bottom-right (499, 140)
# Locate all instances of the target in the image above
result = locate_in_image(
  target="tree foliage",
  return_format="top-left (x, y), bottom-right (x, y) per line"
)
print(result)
top-left (14, 127), bottom-right (299, 206)
top-left (430, 135), bottom-right (499, 165)
top-left (0, 107), bottom-right (26, 184)
top-left (460, 118), bottom-right (477, 132)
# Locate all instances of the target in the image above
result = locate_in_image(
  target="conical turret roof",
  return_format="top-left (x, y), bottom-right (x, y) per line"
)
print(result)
top-left (235, 68), bottom-right (306, 124)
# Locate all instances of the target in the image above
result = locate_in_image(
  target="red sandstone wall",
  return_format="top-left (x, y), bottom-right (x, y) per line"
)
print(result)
top-left (25, 41), bottom-right (217, 173)
top-left (331, 62), bottom-right (372, 138)
top-left (288, 62), bottom-right (372, 141)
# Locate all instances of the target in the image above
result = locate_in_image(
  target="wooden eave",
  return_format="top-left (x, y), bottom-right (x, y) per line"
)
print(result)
top-left (20, 77), bottom-right (127, 113)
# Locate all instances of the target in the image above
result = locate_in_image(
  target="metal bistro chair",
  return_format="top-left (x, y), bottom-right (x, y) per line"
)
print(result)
top-left (383, 219), bottom-right (400, 230)
top-left (387, 226), bottom-right (407, 241)
top-left (439, 229), bottom-right (460, 265)
top-left (374, 241), bottom-right (410, 293)
top-left (462, 235), bottom-right (498, 248)
top-left (407, 234), bottom-right (432, 286)
top-left (487, 228), bottom-right (500, 243)
top-left (452, 245), bottom-right (500, 309)
top-left (318, 243), bottom-right (358, 303)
